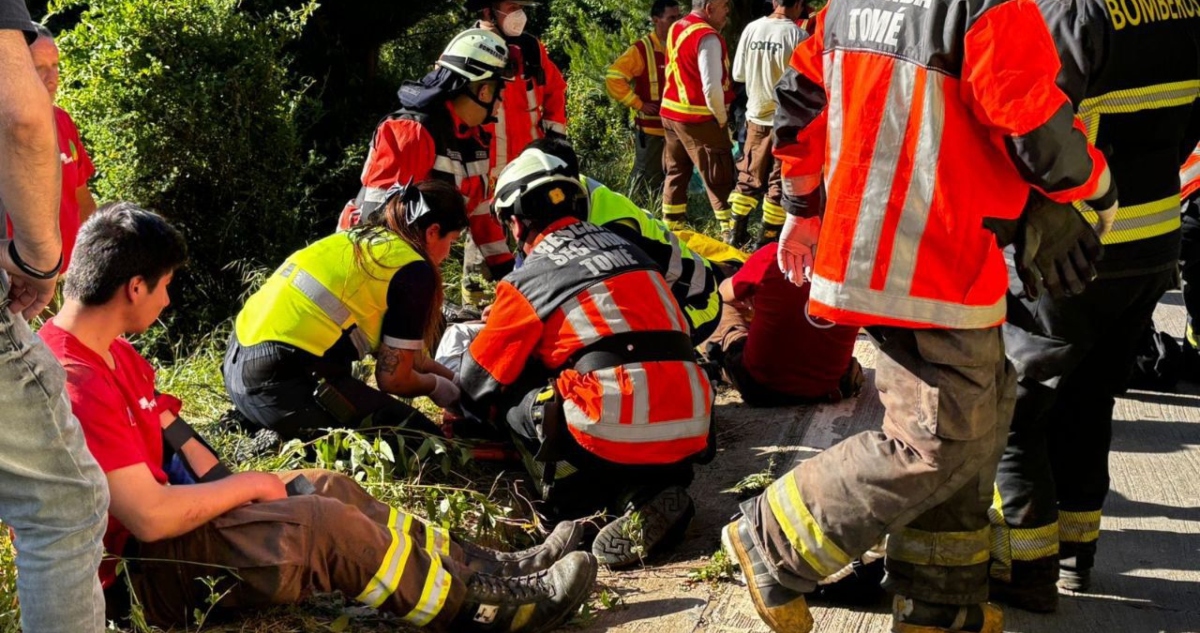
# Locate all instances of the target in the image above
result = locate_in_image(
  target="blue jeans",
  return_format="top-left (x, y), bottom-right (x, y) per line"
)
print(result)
top-left (0, 284), bottom-right (108, 632)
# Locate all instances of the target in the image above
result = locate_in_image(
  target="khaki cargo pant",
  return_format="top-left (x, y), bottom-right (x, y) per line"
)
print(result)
top-left (662, 118), bottom-right (735, 227)
top-left (125, 470), bottom-right (467, 629)
top-left (748, 327), bottom-right (1014, 604)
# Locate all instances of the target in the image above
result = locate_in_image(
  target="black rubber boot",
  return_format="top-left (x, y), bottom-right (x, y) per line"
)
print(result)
top-left (454, 551), bottom-right (597, 633)
top-left (592, 486), bottom-right (695, 568)
top-left (460, 521), bottom-right (584, 577)
top-left (988, 557), bottom-right (1059, 613)
top-left (757, 222), bottom-right (784, 249)
top-left (1058, 541), bottom-right (1095, 592)
top-left (726, 214), bottom-right (751, 248)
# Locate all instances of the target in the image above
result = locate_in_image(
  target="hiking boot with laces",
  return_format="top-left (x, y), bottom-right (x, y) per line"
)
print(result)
top-left (892, 595), bottom-right (1003, 633)
top-left (721, 511), bottom-right (813, 633)
top-left (454, 550), bottom-right (597, 633)
top-left (461, 521), bottom-right (584, 577)
top-left (592, 486), bottom-right (695, 568)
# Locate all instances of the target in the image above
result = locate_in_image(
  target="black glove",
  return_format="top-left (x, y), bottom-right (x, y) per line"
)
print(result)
top-left (983, 192), bottom-right (1103, 300)
top-left (780, 185), bottom-right (824, 218)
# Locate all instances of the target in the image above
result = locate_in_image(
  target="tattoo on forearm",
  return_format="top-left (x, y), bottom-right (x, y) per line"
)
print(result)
top-left (376, 345), bottom-right (403, 376)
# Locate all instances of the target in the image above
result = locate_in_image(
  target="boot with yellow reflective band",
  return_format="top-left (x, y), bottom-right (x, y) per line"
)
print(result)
top-left (721, 498), bottom-right (814, 633)
top-left (892, 595), bottom-right (1003, 633)
top-left (453, 551), bottom-right (597, 633)
top-left (986, 491), bottom-right (1059, 612)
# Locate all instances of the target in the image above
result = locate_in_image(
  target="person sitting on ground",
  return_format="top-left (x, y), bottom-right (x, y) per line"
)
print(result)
top-left (527, 136), bottom-right (724, 344)
top-left (449, 148), bottom-right (715, 569)
top-left (224, 180), bottom-right (467, 444)
top-left (706, 240), bottom-right (863, 406)
top-left (42, 202), bottom-right (596, 632)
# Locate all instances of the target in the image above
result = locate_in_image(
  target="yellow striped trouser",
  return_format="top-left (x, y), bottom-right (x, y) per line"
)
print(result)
top-left (987, 489), bottom-right (1058, 581)
top-left (1059, 509), bottom-right (1101, 545)
top-left (356, 509), bottom-right (457, 625)
top-left (729, 191), bottom-right (760, 217)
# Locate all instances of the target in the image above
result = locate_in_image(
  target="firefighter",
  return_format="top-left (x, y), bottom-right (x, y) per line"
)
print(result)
top-left (456, 148), bottom-right (715, 569)
top-left (339, 29), bottom-right (515, 288)
top-left (725, 0), bottom-right (806, 248)
top-left (719, 2), bottom-right (1118, 632)
top-left (659, 0), bottom-right (736, 238)
top-left (527, 136), bottom-right (723, 344)
top-left (226, 181), bottom-right (470, 442)
top-left (465, 0), bottom-right (569, 303)
top-left (991, 3), bottom-right (1200, 612)
top-left (51, 203), bottom-right (596, 633)
top-left (1179, 143), bottom-right (1200, 353)
top-left (605, 0), bottom-right (682, 199)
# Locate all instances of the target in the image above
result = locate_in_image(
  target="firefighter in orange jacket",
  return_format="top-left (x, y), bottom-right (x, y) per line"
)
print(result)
top-left (659, 0), bottom-right (736, 237)
top-left (1180, 144), bottom-right (1200, 352)
top-left (605, 0), bottom-right (682, 197)
top-left (339, 29), bottom-right (515, 281)
top-left (718, 2), bottom-right (1118, 632)
top-left (456, 148), bottom-right (714, 571)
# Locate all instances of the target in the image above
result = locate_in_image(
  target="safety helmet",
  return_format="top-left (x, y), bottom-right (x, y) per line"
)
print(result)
top-left (493, 148), bottom-right (589, 225)
top-left (437, 28), bottom-right (509, 83)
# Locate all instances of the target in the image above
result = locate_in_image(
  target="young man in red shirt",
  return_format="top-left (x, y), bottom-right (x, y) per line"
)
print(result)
top-left (42, 202), bottom-right (595, 632)
top-left (708, 241), bottom-right (862, 406)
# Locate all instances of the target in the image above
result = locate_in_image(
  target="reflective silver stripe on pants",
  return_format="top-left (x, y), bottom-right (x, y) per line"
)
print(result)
top-left (686, 362), bottom-right (708, 419)
top-left (885, 69), bottom-right (945, 296)
top-left (562, 399), bottom-right (710, 443)
top-left (626, 363), bottom-right (651, 426)
top-left (596, 367), bottom-right (624, 423)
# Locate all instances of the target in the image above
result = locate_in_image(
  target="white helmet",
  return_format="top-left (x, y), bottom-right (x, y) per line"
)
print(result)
top-left (437, 28), bottom-right (509, 83)
top-left (493, 148), bottom-right (589, 223)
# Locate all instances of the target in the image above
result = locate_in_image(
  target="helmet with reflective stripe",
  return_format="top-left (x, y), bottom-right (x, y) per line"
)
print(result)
top-left (437, 28), bottom-right (509, 83)
top-left (493, 148), bottom-right (589, 225)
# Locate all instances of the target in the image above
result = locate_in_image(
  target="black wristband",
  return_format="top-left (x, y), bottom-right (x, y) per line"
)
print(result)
top-left (7, 241), bottom-right (61, 280)
top-left (1086, 180), bottom-right (1119, 213)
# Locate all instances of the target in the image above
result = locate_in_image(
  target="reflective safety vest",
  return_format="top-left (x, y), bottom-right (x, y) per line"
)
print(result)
top-left (1053, 0), bottom-right (1200, 274)
top-left (584, 177), bottom-right (720, 342)
top-left (460, 218), bottom-right (713, 465)
top-left (235, 231), bottom-right (424, 359)
top-left (661, 13), bottom-right (734, 124)
top-left (632, 34), bottom-right (666, 133)
top-left (488, 31), bottom-right (570, 183)
top-left (1184, 143), bottom-right (1200, 202)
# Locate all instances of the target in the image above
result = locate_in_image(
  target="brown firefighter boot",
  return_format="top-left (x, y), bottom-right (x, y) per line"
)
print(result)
top-left (460, 521), bottom-right (584, 577)
top-left (721, 508), bottom-right (814, 633)
top-left (892, 595), bottom-right (1004, 633)
top-left (453, 551), bottom-right (597, 633)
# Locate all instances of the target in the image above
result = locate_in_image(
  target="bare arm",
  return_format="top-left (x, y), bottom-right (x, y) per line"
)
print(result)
top-left (374, 343), bottom-right (437, 397)
top-left (0, 30), bottom-right (61, 317)
top-left (107, 464), bottom-right (286, 543)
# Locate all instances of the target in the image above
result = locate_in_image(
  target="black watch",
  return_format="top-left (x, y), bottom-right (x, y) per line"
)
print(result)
top-left (7, 241), bottom-right (62, 280)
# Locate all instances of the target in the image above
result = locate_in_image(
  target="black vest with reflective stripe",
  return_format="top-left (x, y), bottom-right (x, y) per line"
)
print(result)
top-left (509, 221), bottom-right (659, 321)
top-left (1074, 0), bottom-right (1200, 275)
top-left (387, 107), bottom-right (490, 193)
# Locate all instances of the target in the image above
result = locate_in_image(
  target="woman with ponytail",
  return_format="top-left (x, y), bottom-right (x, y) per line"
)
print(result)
top-left (224, 179), bottom-right (470, 443)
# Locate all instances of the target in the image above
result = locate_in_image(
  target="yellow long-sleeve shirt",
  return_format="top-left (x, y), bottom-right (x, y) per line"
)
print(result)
top-left (606, 32), bottom-right (666, 137)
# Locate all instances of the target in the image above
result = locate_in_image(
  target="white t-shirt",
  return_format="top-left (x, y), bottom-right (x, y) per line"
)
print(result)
top-left (733, 16), bottom-right (806, 126)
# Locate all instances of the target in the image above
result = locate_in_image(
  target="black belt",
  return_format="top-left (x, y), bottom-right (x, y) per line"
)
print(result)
top-left (567, 330), bottom-right (697, 376)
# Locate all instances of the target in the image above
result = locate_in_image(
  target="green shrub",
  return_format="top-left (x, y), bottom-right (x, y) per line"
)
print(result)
top-left (51, 0), bottom-right (318, 354)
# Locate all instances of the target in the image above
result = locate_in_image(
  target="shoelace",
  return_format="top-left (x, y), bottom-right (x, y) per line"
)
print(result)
top-left (469, 569), bottom-right (554, 602)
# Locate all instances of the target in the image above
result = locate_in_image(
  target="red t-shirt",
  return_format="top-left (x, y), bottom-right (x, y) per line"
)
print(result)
top-left (5, 107), bottom-right (95, 272)
top-left (40, 320), bottom-right (170, 589)
top-left (731, 242), bottom-right (859, 398)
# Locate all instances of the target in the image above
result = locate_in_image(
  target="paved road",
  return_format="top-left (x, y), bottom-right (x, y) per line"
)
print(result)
top-left (577, 292), bottom-right (1200, 633)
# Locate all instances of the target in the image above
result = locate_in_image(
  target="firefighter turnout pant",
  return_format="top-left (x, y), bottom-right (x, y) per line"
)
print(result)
top-left (662, 118), bottom-right (735, 230)
top-left (993, 268), bottom-right (1176, 589)
top-left (124, 470), bottom-right (467, 629)
top-left (744, 327), bottom-right (1014, 604)
top-left (727, 122), bottom-right (786, 234)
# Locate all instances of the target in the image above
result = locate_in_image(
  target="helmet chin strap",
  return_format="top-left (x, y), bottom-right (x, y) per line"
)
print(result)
top-left (465, 84), bottom-right (500, 125)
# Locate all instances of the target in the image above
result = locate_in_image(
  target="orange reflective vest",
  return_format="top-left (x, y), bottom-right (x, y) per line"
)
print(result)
top-left (661, 13), bottom-right (733, 124)
top-left (774, 4), bottom-right (1109, 330)
top-left (1184, 144), bottom-right (1200, 202)
top-left (632, 35), bottom-right (666, 133)
top-left (486, 32), bottom-right (569, 184)
top-left (459, 218), bottom-right (713, 465)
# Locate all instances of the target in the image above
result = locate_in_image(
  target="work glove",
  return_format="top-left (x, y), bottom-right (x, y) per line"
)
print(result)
top-left (777, 213), bottom-right (822, 287)
top-left (429, 375), bottom-right (462, 408)
top-left (983, 192), bottom-right (1104, 300)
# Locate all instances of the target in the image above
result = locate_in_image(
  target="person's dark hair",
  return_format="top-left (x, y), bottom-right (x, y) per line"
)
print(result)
top-left (652, 0), bottom-right (681, 17)
top-left (350, 179), bottom-right (468, 346)
top-left (64, 202), bottom-right (188, 306)
top-left (525, 136), bottom-right (580, 178)
top-left (774, 0), bottom-right (801, 8)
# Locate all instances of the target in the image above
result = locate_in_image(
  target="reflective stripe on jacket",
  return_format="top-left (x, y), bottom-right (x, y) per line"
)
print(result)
top-left (773, 2), bottom-right (1110, 330)
top-left (606, 34), bottom-right (667, 135)
top-left (234, 231), bottom-right (424, 359)
top-left (1039, 0), bottom-right (1200, 275)
top-left (460, 218), bottom-right (712, 465)
top-left (487, 33), bottom-right (569, 183)
top-left (340, 106), bottom-right (513, 271)
top-left (585, 177), bottom-right (720, 341)
top-left (661, 13), bottom-right (733, 124)
top-left (1186, 144), bottom-right (1200, 202)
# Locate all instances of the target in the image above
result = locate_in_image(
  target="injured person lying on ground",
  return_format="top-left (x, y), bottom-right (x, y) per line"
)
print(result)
top-left (45, 202), bottom-right (596, 633)
top-left (440, 147), bottom-right (716, 569)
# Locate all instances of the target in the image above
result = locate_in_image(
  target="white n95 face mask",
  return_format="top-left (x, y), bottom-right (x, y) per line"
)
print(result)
top-left (500, 9), bottom-right (528, 37)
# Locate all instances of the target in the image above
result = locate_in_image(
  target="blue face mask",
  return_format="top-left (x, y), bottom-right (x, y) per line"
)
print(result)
top-left (514, 250), bottom-right (525, 269)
